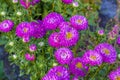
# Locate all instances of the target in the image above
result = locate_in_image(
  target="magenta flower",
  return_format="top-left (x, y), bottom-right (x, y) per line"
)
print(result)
top-left (72, 76), bottom-right (79, 80)
top-left (48, 32), bottom-right (61, 48)
top-left (62, 0), bottom-right (73, 4)
top-left (30, 0), bottom-right (40, 6)
top-left (70, 15), bottom-right (88, 30)
top-left (98, 29), bottom-right (104, 36)
top-left (59, 25), bottom-right (79, 47)
top-left (82, 50), bottom-right (103, 66)
top-left (58, 22), bottom-right (70, 30)
top-left (43, 12), bottom-right (64, 30)
top-left (95, 43), bottom-right (117, 64)
top-left (42, 73), bottom-right (59, 80)
top-left (48, 66), bottom-right (70, 80)
top-left (54, 48), bottom-right (73, 64)
top-left (20, 0), bottom-right (31, 9)
top-left (30, 21), bottom-right (46, 38)
top-left (108, 67), bottom-right (120, 80)
top-left (117, 36), bottom-right (120, 45)
top-left (0, 20), bottom-right (14, 32)
top-left (25, 53), bottom-right (35, 61)
top-left (29, 44), bottom-right (37, 52)
top-left (16, 22), bottom-right (34, 38)
top-left (22, 36), bottom-right (30, 43)
top-left (20, 0), bottom-right (40, 9)
top-left (69, 57), bottom-right (89, 77)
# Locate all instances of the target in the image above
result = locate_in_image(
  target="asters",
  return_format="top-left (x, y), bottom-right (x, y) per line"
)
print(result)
top-left (43, 12), bottom-right (64, 30)
top-left (0, 20), bottom-right (14, 32)
top-left (54, 48), bottom-right (73, 64)
top-left (29, 44), bottom-right (37, 52)
top-left (70, 15), bottom-right (88, 30)
top-left (30, 21), bottom-right (46, 38)
top-left (62, 0), bottom-right (73, 4)
top-left (82, 50), bottom-right (103, 66)
top-left (16, 22), bottom-right (34, 38)
top-left (42, 66), bottom-right (70, 80)
top-left (117, 36), bottom-right (120, 45)
top-left (31, 0), bottom-right (40, 6)
top-left (108, 67), bottom-right (120, 80)
top-left (69, 57), bottom-right (89, 77)
top-left (98, 29), bottom-right (104, 36)
top-left (95, 43), bottom-right (117, 64)
top-left (59, 25), bottom-right (79, 47)
top-left (42, 73), bottom-right (59, 80)
top-left (48, 32), bottom-right (61, 48)
top-left (20, 0), bottom-right (40, 9)
top-left (48, 66), bottom-right (70, 80)
top-left (58, 22), bottom-right (70, 30)
top-left (20, 0), bottom-right (31, 9)
top-left (25, 53), bottom-right (35, 61)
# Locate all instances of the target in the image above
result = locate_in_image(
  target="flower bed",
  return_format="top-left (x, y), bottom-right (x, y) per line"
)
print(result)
top-left (0, 0), bottom-right (120, 80)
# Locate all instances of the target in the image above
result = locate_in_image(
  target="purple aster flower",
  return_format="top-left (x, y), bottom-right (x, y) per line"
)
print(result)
top-left (22, 36), bottom-right (30, 43)
top-left (0, 20), bottom-right (14, 32)
top-left (117, 36), bottom-right (120, 45)
top-left (72, 76), bottom-right (79, 80)
top-left (16, 22), bottom-right (34, 38)
top-left (82, 50), bottom-right (103, 66)
top-left (108, 67), bottom-right (120, 80)
top-left (69, 57), bottom-right (89, 77)
top-left (42, 73), bottom-right (59, 80)
top-left (25, 53), bottom-right (35, 61)
top-left (30, 21), bottom-right (46, 38)
top-left (54, 48), bottom-right (73, 64)
top-left (43, 12), bottom-right (64, 30)
top-left (59, 25), bottom-right (79, 47)
top-left (20, 0), bottom-right (40, 9)
top-left (37, 19), bottom-right (42, 24)
top-left (98, 29), bottom-right (104, 36)
top-left (95, 43), bottom-right (117, 64)
top-left (30, 0), bottom-right (40, 6)
top-left (20, 0), bottom-right (31, 9)
top-left (29, 44), bottom-right (37, 52)
top-left (48, 66), bottom-right (70, 80)
top-left (58, 22), bottom-right (70, 30)
top-left (62, 0), bottom-right (73, 4)
top-left (70, 15), bottom-right (88, 30)
top-left (48, 32), bottom-right (61, 48)
top-left (73, 1), bottom-right (79, 7)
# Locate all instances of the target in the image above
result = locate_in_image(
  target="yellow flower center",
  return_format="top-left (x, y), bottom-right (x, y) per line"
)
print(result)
top-left (90, 55), bottom-right (97, 60)
top-left (76, 19), bottom-right (83, 24)
top-left (66, 32), bottom-right (73, 39)
top-left (57, 72), bottom-right (61, 76)
top-left (115, 76), bottom-right (120, 80)
top-left (102, 48), bottom-right (110, 55)
top-left (76, 62), bottom-right (83, 69)
top-left (23, 27), bottom-right (28, 33)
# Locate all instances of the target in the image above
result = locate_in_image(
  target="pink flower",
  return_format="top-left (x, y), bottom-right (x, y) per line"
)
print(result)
top-left (25, 53), bottom-right (35, 61)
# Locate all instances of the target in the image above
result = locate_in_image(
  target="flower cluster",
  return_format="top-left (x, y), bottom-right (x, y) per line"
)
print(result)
top-left (1, 1), bottom-right (119, 80)
top-left (47, 13), bottom-right (88, 48)
top-left (16, 21), bottom-right (46, 42)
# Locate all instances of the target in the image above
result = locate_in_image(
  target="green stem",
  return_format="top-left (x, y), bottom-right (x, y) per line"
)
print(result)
top-left (91, 63), bottom-right (105, 79)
